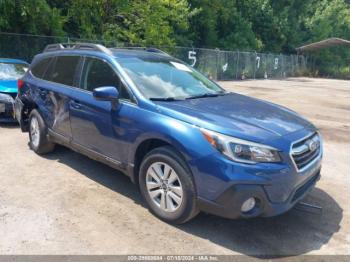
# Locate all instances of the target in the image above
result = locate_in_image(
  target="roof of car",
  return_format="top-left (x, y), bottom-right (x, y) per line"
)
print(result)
top-left (0, 58), bottom-right (28, 64)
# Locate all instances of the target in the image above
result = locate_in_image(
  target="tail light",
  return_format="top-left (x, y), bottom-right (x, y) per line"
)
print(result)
top-left (17, 79), bottom-right (24, 91)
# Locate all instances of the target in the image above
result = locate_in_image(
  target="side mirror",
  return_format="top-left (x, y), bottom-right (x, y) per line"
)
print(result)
top-left (93, 86), bottom-right (120, 110)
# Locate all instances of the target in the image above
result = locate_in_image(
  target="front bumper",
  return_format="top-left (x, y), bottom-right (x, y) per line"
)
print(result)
top-left (0, 93), bottom-right (16, 122)
top-left (191, 128), bottom-right (323, 219)
top-left (197, 169), bottom-right (320, 219)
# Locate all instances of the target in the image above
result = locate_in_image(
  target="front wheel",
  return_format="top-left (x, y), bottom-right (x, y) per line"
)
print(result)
top-left (139, 146), bottom-right (198, 224)
top-left (29, 109), bottom-right (55, 154)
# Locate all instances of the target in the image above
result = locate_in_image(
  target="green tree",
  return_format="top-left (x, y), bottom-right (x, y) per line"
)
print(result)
top-left (305, 0), bottom-right (350, 40)
top-left (64, 0), bottom-right (193, 47)
top-left (235, 0), bottom-right (283, 52)
top-left (189, 0), bottom-right (262, 50)
top-left (304, 0), bottom-right (350, 78)
top-left (0, 0), bottom-right (65, 35)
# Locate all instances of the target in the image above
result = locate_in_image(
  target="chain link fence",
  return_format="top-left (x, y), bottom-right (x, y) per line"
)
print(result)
top-left (0, 32), bottom-right (309, 80)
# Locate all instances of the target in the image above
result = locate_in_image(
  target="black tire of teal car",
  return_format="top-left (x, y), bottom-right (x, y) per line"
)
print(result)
top-left (139, 146), bottom-right (199, 224)
top-left (28, 109), bottom-right (55, 154)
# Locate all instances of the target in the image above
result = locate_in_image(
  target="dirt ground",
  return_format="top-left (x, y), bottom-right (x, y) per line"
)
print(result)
top-left (0, 77), bottom-right (349, 256)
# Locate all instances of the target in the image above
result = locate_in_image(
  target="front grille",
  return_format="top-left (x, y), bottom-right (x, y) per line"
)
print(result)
top-left (291, 133), bottom-right (321, 171)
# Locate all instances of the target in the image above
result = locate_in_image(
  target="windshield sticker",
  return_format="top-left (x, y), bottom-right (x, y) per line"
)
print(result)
top-left (170, 61), bottom-right (192, 72)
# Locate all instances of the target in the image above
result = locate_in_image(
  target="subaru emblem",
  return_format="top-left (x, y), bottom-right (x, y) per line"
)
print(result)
top-left (308, 140), bottom-right (318, 151)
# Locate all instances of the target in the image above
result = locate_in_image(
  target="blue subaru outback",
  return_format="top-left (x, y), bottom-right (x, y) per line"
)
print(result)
top-left (15, 43), bottom-right (322, 224)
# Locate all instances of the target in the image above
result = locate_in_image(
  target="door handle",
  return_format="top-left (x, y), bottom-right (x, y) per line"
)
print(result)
top-left (71, 100), bottom-right (82, 109)
top-left (39, 89), bottom-right (48, 96)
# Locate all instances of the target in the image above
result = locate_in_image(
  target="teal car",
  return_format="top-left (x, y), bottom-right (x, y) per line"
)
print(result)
top-left (0, 58), bottom-right (29, 122)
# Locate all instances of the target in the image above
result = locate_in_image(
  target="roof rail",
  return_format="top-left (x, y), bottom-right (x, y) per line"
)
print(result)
top-left (113, 47), bottom-right (171, 56)
top-left (43, 43), bottom-right (112, 55)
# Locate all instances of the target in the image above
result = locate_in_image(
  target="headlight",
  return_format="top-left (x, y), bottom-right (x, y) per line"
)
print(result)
top-left (200, 128), bottom-right (281, 164)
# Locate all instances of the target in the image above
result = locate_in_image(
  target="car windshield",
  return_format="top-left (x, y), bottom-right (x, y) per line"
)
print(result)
top-left (0, 62), bottom-right (28, 80)
top-left (117, 56), bottom-right (225, 100)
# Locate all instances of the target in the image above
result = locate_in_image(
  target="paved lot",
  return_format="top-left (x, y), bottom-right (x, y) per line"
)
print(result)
top-left (0, 77), bottom-right (349, 256)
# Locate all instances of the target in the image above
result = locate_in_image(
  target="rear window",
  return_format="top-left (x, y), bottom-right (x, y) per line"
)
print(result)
top-left (47, 56), bottom-right (80, 86)
top-left (0, 62), bottom-right (28, 80)
top-left (31, 57), bottom-right (52, 79)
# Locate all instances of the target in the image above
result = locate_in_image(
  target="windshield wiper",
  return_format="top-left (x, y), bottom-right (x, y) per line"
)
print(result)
top-left (149, 92), bottom-right (226, 101)
top-left (149, 97), bottom-right (184, 101)
top-left (185, 92), bottom-right (226, 100)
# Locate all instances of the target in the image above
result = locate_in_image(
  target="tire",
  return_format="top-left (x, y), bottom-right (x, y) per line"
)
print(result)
top-left (139, 146), bottom-right (199, 224)
top-left (28, 109), bottom-right (55, 154)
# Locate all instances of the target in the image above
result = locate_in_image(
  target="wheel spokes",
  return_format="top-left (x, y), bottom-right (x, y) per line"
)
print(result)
top-left (146, 181), bottom-right (161, 190)
top-left (149, 189), bottom-right (162, 199)
top-left (167, 172), bottom-right (177, 184)
top-left (163, 164), bottom-right (171, 180)
top-left (159, 191), bottom-right (166, 210)
top-left (148, 169), bottom-right (161, 184)
top-left (166, 193), bottom-right (176, 211)
top-left (146, 162), bottom-right (183, 212)
top-left (152, 164), bottom-right (164, 179)
top-left (167, 191), bottom-right (182, 206)
top-left (30, 117), bottom-right (40, 147)
top-left (31, 120), bottom-right (36, 134)
top-left (169, 186), bottom-right (182, 197)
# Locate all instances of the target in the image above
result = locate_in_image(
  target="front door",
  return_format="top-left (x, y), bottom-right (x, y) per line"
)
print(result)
top-left (69, 56), bottom-right (133, 163)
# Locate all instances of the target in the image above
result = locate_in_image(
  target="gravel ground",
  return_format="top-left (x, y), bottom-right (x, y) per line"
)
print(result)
top-left (0, 77), bottom-right (349, 256)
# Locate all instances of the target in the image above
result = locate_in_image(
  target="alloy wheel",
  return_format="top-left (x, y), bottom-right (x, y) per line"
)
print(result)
top-left (146, 162), bottom-right (183, 212)
top-left (30, 117), bottom-right (40, 148)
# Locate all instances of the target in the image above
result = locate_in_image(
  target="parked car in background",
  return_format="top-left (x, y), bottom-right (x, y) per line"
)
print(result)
top-left (15, 43), bottom-right (322, 224)
top-left (0, 58), bottom-right (29, 122)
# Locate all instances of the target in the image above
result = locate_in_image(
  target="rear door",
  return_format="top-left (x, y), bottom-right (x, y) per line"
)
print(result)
top-left (30, 55), bottom-right (81, 141)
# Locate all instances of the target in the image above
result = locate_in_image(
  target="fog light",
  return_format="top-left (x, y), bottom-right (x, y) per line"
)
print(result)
top-left (241, 197), bottom-right (256, 213)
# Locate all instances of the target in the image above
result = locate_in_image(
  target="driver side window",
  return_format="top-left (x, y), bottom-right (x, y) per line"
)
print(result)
top-left (80, 57), bottom-right (130, 100)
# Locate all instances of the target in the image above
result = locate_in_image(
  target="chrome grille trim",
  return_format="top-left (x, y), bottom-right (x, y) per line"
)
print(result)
top-left (292, 143), bottom-right (309, 155)
top-left (290, 132), bottom-right (322, 172)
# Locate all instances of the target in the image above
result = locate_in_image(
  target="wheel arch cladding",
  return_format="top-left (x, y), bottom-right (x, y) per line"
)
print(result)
top-left (132, 138), bottom-right (188, 185)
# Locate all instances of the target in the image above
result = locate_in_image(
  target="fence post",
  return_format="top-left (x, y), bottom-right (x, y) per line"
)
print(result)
top-left (236, 51), bottom-right (240, 80)
top-left (216, 48), bottom-right (219, 81)
top-left (253, 51), bottom-right (257, 79)
top-left (280, 54), bottom-right (283, 78)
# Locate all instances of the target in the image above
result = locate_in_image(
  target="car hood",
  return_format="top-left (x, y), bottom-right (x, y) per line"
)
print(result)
top-left (0, 80), bottom-right (18, 93)
top-left (154, 93), bottom-right (314, 142)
